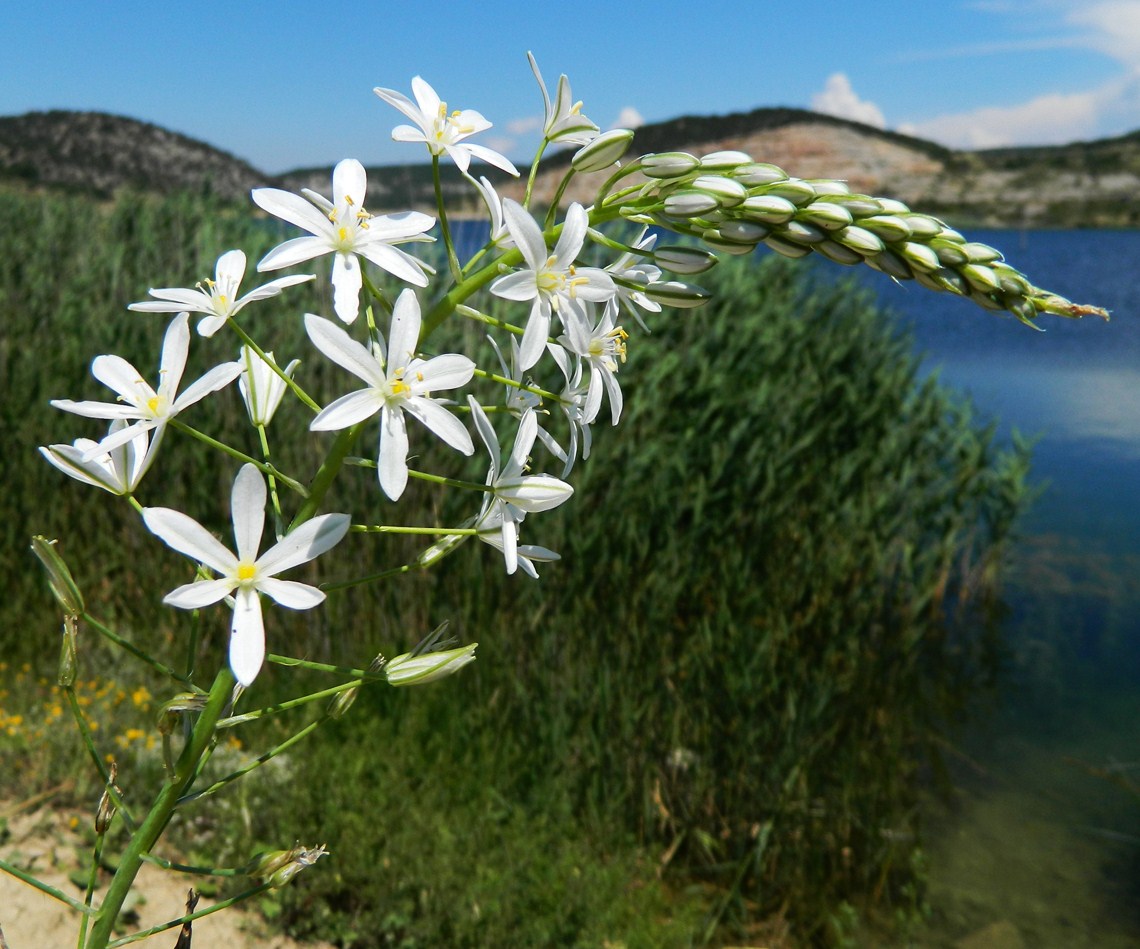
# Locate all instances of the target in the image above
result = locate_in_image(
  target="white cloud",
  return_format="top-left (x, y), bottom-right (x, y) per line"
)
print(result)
top-left (505, 115), bottom-right (543, 136)
top-left (612, 106), bottom-right (644, 130)
top-left (810, 73), bottom-right (887, 129)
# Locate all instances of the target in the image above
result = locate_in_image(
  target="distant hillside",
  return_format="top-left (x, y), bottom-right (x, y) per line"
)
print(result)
top-left (3, 107), bottom-right (1140, 226)
top-left (0, 111), bottom-right (276, 200)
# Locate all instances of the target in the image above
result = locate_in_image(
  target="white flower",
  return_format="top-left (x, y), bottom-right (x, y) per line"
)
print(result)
top-left (252, 159), bottom-right (436, 325)
top-left (528, 52), bottom-right (598, 146)
top-left (474, 508), bottom-right (561, 580)
top-left (543, 342), bottom-right (593, 477)
top-left (490, 200), bottom-right (616, 371)
top-left (238, 346), bottom-right (299, 426)
top-left (373, 77), bottom-right (519, 176)
top-left (40, 419), bottom-right (155, 495)
top-left (606, 229), bottom-right (662, 332)
top-left (558, 302), bottom-right (627, 426)
top-left (305, 289), bottom-right (475, 501)
top-left (468, 397), bottom-right (572, 575)
top-left (470, 175), bottom-right (514, 249)
top-left (142, 463), bottom-right (350, 686)
top-left (487, 334), bottom-right (541, 418)
top-left (50, 312), bottom-right (242, 458)
top-left (128, 249), bottom-right (314, 338)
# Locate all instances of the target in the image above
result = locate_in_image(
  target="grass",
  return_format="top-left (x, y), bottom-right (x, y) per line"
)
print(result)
top-left (1, 187), bottom-right (1031, 946)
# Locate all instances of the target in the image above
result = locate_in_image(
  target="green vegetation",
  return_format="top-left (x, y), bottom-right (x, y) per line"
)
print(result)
top-left (1, 188), bottom-right (1031, 945)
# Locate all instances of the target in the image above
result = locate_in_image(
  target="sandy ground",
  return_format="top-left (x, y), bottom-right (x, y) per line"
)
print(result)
top-left (0, 800), bottom-right (332, 949)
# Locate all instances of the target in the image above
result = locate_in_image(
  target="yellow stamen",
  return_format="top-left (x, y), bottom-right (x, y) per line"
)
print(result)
top-left (237, 563), bottom-right (257, 582)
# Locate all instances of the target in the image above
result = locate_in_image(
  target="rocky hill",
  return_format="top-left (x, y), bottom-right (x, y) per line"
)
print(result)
top-left (3, 107), bottom-right (1140, 227)
top-left (0, 111), bottom-right (275, 200)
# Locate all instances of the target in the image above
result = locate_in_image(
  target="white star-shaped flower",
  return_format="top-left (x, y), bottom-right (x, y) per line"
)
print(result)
top-left (50, 312), bottom-right (242, 458)
top-left (374, 77), bottom-right (519, 176)
top-left (238, 346), bottom-right (299, 427)
top-left (252, 159), bottom-right (436, 324)
top-left (40, 419), bottom-right (156, 495)
top-left (490, 201), bottom-right (616, 371)
top-left (306, 289), bottom-right (475, 501)
top-left (142, 464), bottom-right (350, 686)
top-left (468, 397), bottom-right (572, 575)
top-left (528, 53), bottom-right (599, 146)
top-left (128, 249), bottom-right (314, 337)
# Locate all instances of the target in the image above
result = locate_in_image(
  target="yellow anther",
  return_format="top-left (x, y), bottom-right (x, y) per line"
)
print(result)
top-left (237, 563), bottom-right (257, 582)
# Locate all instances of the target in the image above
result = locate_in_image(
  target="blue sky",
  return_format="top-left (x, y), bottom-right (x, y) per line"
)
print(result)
top-left (2, 0), bottom-right (1139, 173)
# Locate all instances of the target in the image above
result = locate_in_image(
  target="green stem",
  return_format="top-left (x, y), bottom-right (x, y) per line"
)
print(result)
top-left (216, 678), bottom-right (376, 727)
top-left (168, 420), bottom-right (308, 498)
top-left (85, 667), bottom-right (235, 949)
top-left (82, 612), bottom-right (199, 689)
top-left (0, 858), bottom-right (98, 914)
top-left (64, 689), bottom-right (136, 831)
top-left (229, 319), bottom-right (320, 413)
top-left (287, 422), bottom-right (366, 531)
top-left (106, 882), bottom-right (272, 948)
top-left (351, 524), bottom-right (478, 536)
top-left (544, 170), bottom-right (576, 229)
top-left (179, 717), bottom-right (325, 805)
top-left (524, 139), bottom-right (549, 209)
top-left (433, 155), bottom-right (463, 282)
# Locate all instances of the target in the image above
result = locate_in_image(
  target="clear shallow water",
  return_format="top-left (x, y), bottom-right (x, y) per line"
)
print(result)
top-left (843, 230), bottom-right (1140, 946)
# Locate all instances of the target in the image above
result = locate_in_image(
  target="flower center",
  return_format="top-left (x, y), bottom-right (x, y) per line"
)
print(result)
top-left (236, 562), bottom-right (257, 582)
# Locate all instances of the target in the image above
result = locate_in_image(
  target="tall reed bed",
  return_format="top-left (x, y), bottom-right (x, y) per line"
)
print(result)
top-left (2, 187), bottom-right (1029, 945)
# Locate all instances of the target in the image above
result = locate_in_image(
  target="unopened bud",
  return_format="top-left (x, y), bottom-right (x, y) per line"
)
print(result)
top-left (814, 239), bottom-right (865, 266)
top-left (763, 234), bottom-right (814, 259)
top-left (247, 843), bottom-right (329, 886)
top-left (731, 162), bottom-right (786, 185)
top-left (639, 152), bottom-right (700, 179)
top-left (699, 150), bottom-right (751, 169)
top-left (58, 616), bottom-right (78, 688)
top-left (962, 242), bottom-right (1003, 264)
top-left (741, 195), bottom-right (797, 225)
top-left (95, 762), bottom-right (120, 834)
top-left (758, 178), bottom-right (816, 205)
top-left (859, 215), bottom-right (911, 243)
top-left (960, 263), bottom-right (1002, 294)
top-left (690, 175), bottom-right (746, 207)
top-left (327, 654), bottom-right (386, 719)
top-left (804, 178), bottom-right (851, 197)
top-left (644, 280), bottom-right (713, 308)
top-left (833, 225), bottom-right (885, 256)
top-left (663, 190), bottom-right (720, 217)
top-left (385, 642), bottom-right (478, 687)
top-left (31, 536), bottom-right (84, 616)
top-left (572, 129), bottom-right (634, 173)
top-left (653, 245), bottom-right (719, 275)
top-left (899, 213), bottom-right (942, 240)
top-left (156, 693), bottom-right (209, 735)
top-left (797, 202), bottom-right (854, 231)
top-left (899, 241), bottom-right (942, 273)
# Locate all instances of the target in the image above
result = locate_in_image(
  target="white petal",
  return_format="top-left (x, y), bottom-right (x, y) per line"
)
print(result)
top-left (490, 269), bottom-right (539, 302)
top-left (172, 361), bottom-right (242, 413)
top-left (378, 405), bottom-right (409, 500)
top-left (252, 187), bottom-right (333, 235)
top-left (518, 303), bottom-right (551, 371)
top-left (310, 388), bottom-right (384, 431)
top-left (461, 143), bottom-right (520, 176)
top-left (387, 289), bottom-right (422, 371)
top-left (50, 398), bottom-right (138, 421)
top-left (256, 512), bottom-right (350, 576)
top-left (404, 397), bottom-right (474, 455)
top-left (467, 396), bottom-right (501, 469)
top-left (502, 200), bottom-right (548, 272)
top-left (355, 241), bottom-right (430, 287)
top-left (332, 159), bottom-right (367, 207)
top-left (130, 289), bottom-right (210, 312)
top-left (231, 464), bottom-right (266, 563)
top-left (143, 507), bottom-right (238, 574)
top-left (257, 577), bottom-right (326, 610)
top-left (163, 577), bottom-right (236, 610)
top-left (90, 354), bottom-right (153, 406)
top-left (304, 313), bottom-right (385, 386)
top-left (331, 252), bottom-right (362, 324)
top-left (229, 589), bottom-right (265, 686)
top-left (552, 203), bottom-right (587, 267)
top-left (258, 235), bottom-right (332, 271)
top-left (157, 313), bottom-right (191, 400)
top-left (412, 353), bottom-right (475, 393)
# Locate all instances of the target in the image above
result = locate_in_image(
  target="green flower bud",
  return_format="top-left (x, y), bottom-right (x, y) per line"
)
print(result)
top-left (156, 693), bottom-right (209, 735)
top-left (572, 129), bottom-right (634, 173)
top-left (701, 233), bottom-right (757, 256)
top-left (805, 178), bottom-right (851, 197)
top-left (691, 175), bottom-right (747, 207)
top-left (327, 654), bottom-right (386, 719)
top-left (640, 152), bottom-right (700, 179)
top-left (699, 150), bottom-right (751, 169)
top-left (31, 536), bottom-right (84, 616)
top-left (731, 162), bottom-right (787, 185)
top-left (865, 248), bottom-right (914, 281)
top-left (717, 221), bottom-right (770, 244)
top-left (247, 844), bottom-right (328, 886)
top-left (778, 220), bottom-right (827, 245)
top-left (797, 201), bottom-right (854, 230)
top-left (814, 239), bottom-right (865, 266)
top-left (824, 194), bottom-right (884, 218)
top-left (876, 198), bottom-right (911, 214)
top-left (757, 177), bottom-right (816, 205)
top-left (833, 225), bottom-right (885, 256)
top-left (962, 242), bottom-right (1003, 264)
top-left (385, 642), bottom-right (478, 686)
top-left (58, 616), bottom-right (78, 688)
top-left (741, 195), bottom-right (797, 225)
top-left (763, 235), bottom-right (814, 259)
top-left (859, 215), bottom-right (911, 243)
top-left (960, 263), bottom-right (1002, 294)
top-left (95, 762), bottom-right (120, 835)
top-left (899, 214), bottom-right (942, 240)
top-left (653, 245), bottom-right (719, 275)
top-left (664, 190), bottom-right (720, 217)
top-left (644, 280), bottom-right (713, 308)
top-left (898, 241), bottom-right (942, 273)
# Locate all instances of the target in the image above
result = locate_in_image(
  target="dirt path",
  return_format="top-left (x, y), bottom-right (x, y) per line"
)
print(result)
top-left (0, 802), bottom-right (332, 949)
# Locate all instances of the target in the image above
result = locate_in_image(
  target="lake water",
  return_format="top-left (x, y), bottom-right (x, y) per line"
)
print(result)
top-left (841, 230), bottom-right (1140, 947)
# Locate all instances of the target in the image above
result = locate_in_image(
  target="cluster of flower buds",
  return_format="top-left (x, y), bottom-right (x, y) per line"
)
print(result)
top-left (617, 151), bottom-right (1107, 328)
